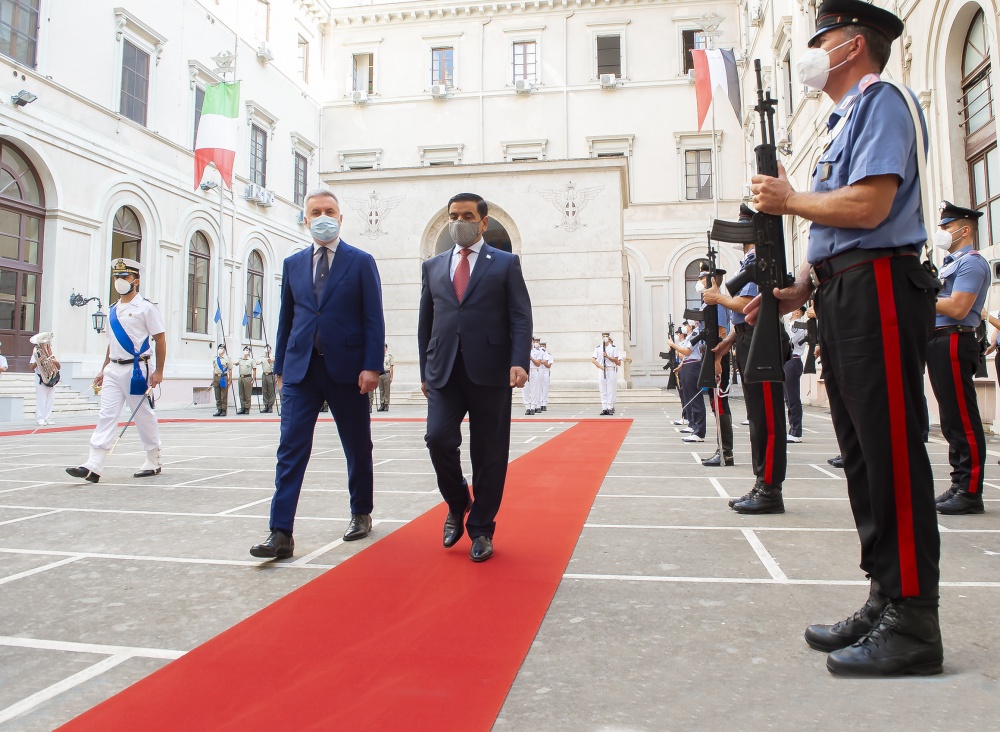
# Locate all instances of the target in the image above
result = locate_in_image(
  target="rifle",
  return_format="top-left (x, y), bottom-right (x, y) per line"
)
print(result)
top-left (697, 231), bottom-right (726, 390)
top-left (660, 313), bottom-right (678, 373)
top-left (715, 60), bottom-right (793, 384)
top-left (791, 305), bottom-right (818, 374)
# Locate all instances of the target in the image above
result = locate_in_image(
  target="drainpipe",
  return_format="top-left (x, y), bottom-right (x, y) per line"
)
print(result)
top-left (564, 11), bottom-right (575, 158)
top-left (480, 15), bottom-right (493, 163)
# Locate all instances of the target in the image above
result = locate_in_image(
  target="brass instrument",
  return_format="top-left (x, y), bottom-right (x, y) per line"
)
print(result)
top-left (29, 332), bottom-right (61, 387)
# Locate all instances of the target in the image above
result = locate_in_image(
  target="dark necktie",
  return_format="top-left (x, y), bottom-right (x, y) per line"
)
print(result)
top-left (453, 248), bottom-right (472, 302)
top-left (314, 246), bottom-right (329, 302)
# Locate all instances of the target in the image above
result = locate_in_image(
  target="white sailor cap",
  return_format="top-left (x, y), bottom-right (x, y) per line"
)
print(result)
top-left (111, 258), bottom-right (144, 277)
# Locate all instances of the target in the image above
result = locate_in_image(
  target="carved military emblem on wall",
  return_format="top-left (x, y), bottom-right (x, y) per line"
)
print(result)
top-left (345, 191), bottom-right (405, 239)
top-left (537, 181), bottom-right (603, 232)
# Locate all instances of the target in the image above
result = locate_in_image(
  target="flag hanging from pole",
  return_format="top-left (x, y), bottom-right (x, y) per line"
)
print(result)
top-left (194, 82), bottom-right (241, 190)
top-left (253, 299), bottom-right (262, 318)
top-left (690, 49), bottom-right (741, 131)
top-left (242, 310), bottom-right (249, 327)
top-left (214, 306), bottom-right (222, 324)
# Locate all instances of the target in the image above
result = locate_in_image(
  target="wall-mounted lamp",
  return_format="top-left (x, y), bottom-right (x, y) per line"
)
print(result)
top-left (199, 180), bottom-right (219, 191)
top-left (69, 292), bottom-right (106, 334)
top-left (11, 90), bottom-right (37, 107)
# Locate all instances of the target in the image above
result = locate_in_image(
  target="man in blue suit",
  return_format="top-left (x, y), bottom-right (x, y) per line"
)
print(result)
top-left (251, 189), bottom-right (385, 559)
top-left (419, 193), bottom-right (533, 562)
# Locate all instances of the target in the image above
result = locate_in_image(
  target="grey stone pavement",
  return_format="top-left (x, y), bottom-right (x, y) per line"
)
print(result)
top-left (0, 395), bottom-right (998, 731)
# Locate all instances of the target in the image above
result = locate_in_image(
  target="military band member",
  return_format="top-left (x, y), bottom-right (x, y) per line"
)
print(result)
top-left (66, 258), bottom-right (165, 482)
top-left (258, 344), bottom-right (276, 413)
top-left (213, 344), bottom-right (232, 417)
top-left (592, 333), bottom-right (620, 415)
top-left (704, 204), bottom-right (788, 513)
top-left (236, 346), bottom-right (255, 414)
top-left (28, 332), bottom-right (60, 426)
top-left (526, 337), bottom-right (543, 414)
top-left (539, 341), bottom-right (552, 411)
top-left (927, 202), bottom-right (989, 515)
top-left (751, 0), bottom-right (942, 675)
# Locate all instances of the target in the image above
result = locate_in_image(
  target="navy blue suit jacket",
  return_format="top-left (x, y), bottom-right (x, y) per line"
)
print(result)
top-left (417, 243), bottom-right (532, 389)
top-left (274, 240), bottom-right (385, 385)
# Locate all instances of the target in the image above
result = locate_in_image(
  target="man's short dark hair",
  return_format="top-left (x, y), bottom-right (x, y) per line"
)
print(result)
top-left (448, 192), bottom-right (489, 219)
top-left (843, 25), bottom-right (891, 72)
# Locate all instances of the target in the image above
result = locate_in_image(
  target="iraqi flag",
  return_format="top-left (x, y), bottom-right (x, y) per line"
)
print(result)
top-left (194, 82), bottom-right (241, 189)
top-left (691, 49), bottom-right (741, 131)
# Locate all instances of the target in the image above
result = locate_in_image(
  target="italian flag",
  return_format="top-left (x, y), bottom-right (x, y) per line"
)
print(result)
top-left (690, 49), bottom-right (741, 131)
top-left (194, 82), bottom-right (241, 189)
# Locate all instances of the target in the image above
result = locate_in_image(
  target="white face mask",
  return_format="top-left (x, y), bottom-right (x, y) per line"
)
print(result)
top-left (695, 280), bottom-right (706, 293)
top-left (114, 278), bottom-right (134, 295)
top-left (796, 38), bottom-right (854, 90)
top-left (933, 228), bottom-right (962, 251)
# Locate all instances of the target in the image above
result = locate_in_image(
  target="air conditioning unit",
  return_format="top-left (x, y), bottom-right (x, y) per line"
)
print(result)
top-left (430, 84), bottom-right (449, 98)
top-left (256, 43), bottom-right (274, 62)
top-left (687, 68), bottom-right (696, 83)
top-left (990, 259), bottom-right (1000, 284)
top-left (244, 183), bottom-right (274, 207)
top-left (742, 183), bottom-right (753, 200)
top-left (351, 89), bottom-right (369, 105)
top-left (514, 78), bottom-right (534, 94)
top-left (599, 73), bottom-right (618, 89)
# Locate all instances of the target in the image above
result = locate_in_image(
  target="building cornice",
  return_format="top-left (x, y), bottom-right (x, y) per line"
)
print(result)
top-left (326, 0), bottom-right (709, 28)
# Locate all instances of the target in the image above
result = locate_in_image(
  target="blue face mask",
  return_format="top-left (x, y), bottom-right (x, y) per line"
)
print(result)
top-left (310, 215), bottom-right (340, 243)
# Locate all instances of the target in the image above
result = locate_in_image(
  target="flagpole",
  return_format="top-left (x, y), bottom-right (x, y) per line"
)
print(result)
top-left (217, 300), bottom-right (238, 411)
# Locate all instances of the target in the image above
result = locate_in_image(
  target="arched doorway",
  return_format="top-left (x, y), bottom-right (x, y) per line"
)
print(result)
top-left (0, 140), bottom-right (45, 372)
top-left (433, 217), bottom-right (513, 255)
top-left (962, 9), bottom-right (997, 248)
top-left (109, 206), bottom-right (142, 306)
top-left (684, 258), bottom-right (708, 311)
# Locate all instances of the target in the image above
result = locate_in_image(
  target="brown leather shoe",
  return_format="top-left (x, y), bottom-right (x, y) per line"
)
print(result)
top-left (343, 514), bottom-right (372, 541)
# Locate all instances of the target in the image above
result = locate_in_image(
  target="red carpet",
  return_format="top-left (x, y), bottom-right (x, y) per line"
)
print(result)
top-left (58, 419), bottom-right (632, 731)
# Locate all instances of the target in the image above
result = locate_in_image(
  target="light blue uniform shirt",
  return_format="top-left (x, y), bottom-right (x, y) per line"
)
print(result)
top-left (807, 76), bottom-right (928, 264)
top-left (730, 251), bottom-right (758, 325)
top-left (935, 245), bottom-right (990, 327)
top-left (682, 333), bottom-right (705, 363)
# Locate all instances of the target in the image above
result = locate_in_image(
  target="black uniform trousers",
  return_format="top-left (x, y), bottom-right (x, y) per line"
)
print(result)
top-left (734, 328), bottom-right (787, 487)
top-left (816, 253), bottom-right (939, 600)
top-left (678, 359), bottom-right (707, 437)
top-left (783, 355), bottom-right (804, 437)
top-left (676, 364), bottom-right (690, 423)
top-left (425, 349), bottom-right (513, 539)
top-left (927, 331), bottom-right (985, 495)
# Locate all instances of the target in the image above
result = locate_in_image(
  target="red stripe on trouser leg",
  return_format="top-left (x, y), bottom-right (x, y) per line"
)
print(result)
top-left (950, 333), bottom-right (982, 494)
top-left (762, 382), bottom-right (774, 484)
top-left (873, 258), bottom-right (919, 597)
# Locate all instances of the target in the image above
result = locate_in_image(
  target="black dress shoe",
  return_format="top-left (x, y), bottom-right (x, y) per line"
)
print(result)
top-left (470, 536), bottom-right (494, 562)
top-left (540, 406), bottom-right (547, 412)
top-left (250, 530), bottom-right (294, 559)
top-left (600, 409), bottom-right (609, 415)
top-left (525, 409), bottom-right (534, 415)
top-left (262, 407), bottom-right (272, 413)
top-left (702, 449), bottom-right (735, 467)
top-left (343, 514), bottom-right (372, 541)
top-left (733, 483), bottom-right (784, 514)
top-left (66, 466), bottom-right (99, 483)
top-left (729, 479), bottom-right (761, 508)
top-left (805, 578), bottom-right (887, 652)
top-left (827, 454), bottom-right (844, 469)
top-left (826, 599), bottom-right (943, 677)
top-left (213, 411), bottom-right (226, 417)
top-left (936, 490), bottom-right (985, 515)
top-left (443, 502), bottom-right (471, 548)
top-left (133, 467), bottom-right (161, 478)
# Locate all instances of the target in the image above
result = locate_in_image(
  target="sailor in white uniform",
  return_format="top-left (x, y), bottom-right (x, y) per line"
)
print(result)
top-left (66, 258), bottom-right (166, 483)
top-left (538, 341), bottom-right (553, 411)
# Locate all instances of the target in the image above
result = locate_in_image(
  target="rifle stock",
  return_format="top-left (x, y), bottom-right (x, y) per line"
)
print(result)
top-left (697, 231), bottom-right (726, 390)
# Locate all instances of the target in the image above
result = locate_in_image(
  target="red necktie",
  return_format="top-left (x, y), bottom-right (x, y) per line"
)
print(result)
top-left (453, 248), bottom-right (472, 302)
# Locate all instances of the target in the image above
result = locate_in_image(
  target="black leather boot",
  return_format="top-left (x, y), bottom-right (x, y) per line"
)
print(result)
top-left (826, 598), bottom-right (943, 677)
top-left (936, 489), bottom-right (985, 515)
top-left (935, 484), bottom-right (958, 504)
top-left (728, 479), bottom-right (762, 508)
top-left (719, 414), bottom-right (734, 463)
top-left (733, 483), bottom-right (784, 514)
top-left (702, 449), bottom-right (723, 467)
top-left (805, 578), bottom-right (888, 652)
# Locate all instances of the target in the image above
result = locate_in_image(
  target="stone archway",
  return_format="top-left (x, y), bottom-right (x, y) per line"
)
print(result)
top-left (421, 201), bottom-right (522, 260)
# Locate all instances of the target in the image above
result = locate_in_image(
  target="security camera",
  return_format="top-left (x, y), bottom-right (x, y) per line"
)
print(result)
top-left (11, 90), bottom-right (37, 107)
top-left (199, 181), bottom-right (218, 191)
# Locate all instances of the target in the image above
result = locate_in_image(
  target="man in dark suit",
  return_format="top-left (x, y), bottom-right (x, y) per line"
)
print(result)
top-left (251, 189), bottom-right (385, 559)
top-left (419, 192), bottom-right (532, 562)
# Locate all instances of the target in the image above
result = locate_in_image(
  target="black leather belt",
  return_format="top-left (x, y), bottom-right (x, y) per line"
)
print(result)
top-left (932, 325), bottom-right (977, 338)
top-left (812, 246), bottom-right (917, 286)
top-left (110, 356), bottom-right (149, 365)
top-left (733, 322), bottom-right (752, 333)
